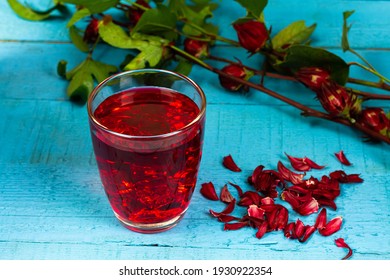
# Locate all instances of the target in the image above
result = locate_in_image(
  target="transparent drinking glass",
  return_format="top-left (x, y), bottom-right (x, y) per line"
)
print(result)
top-left (87, 69), bottom-right (206, 233)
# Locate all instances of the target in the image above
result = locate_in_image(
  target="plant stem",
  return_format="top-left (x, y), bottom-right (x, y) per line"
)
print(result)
top-left (348, 77), bottom-right (390, 91)
top-left (170, 46), bottom-right (390, 145)
top-left (349, 62), bottom-right (390, 84)
top-left (348, 48), bottom-right (377, 71)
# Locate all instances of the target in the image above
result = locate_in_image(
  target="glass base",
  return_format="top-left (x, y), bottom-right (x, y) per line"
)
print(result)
top-left (114, 210), bottom-right (187, 234)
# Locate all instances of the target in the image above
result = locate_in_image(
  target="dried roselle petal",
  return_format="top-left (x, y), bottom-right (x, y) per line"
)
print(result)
top-left (248, 204), bottom-right (266, 220)
top-left (228, 182), bottom-right (244, 197)
top-left (294, 219), bottom-right (305, 239)
top-left (255, 221), bottom-right (268, 239)
top-left (314, 208), bottom-right (327, 229)
top-left (222, 154), bottom-right (242, 172)
top-left (200, 182), bottom-right (219, 201)
top-left (251, 168), bottom-right (283, 198)
top-left (318, 216), bottom-right (343, 236)
top-left (330, 170), bottom-right (364, 183)
top-left (209, 199), bottom-right (236, 217)
top-left (220, 184), bottom-right (235, 203)
top-left (238, 191), bottom-right (263, 207)
top-left (224, 221), bottom-right (248, 231)
top-left (260, 197), bottom-right (275, 205)
top-left (335, 238), bottom-right (353, 260)
top-left (277, 161), bottom-right (306, 184)
top-left (297, 198), bottom-right (319, 216)
top-left (334, 150), bottom-right (352, 166)
top-left (299, 225), bottom-right (316, 243)
top-left (315, 198), bottom-right (337, 210)
top-left (267, 205), bottom-right (289, 231)
top-left (285, 153), bottom-right (325, 171)
top-left (217, 214), bottom-right (241, 223)
top-left (282, 190), bottom-right (319, 216)
top-left (284, 222), bottom-right (296, 239)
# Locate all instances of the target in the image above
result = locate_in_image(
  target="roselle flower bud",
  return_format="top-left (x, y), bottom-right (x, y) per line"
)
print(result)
top-left (218, 64), bottom-right (253, 92)
top-left (128, 0), bottom-right (150, 26)
top-left (183, 38), bottom-right (209, 59)
top-left (317, 81), bottom-right (362, 119)
top-left (83, 18), bottom-right (99, 44)
top-left (233, 20), bottom-right (268, 53)
top-left (295, 67), bottom-right (330, 91)
top-left (358, 107), bottom-right (390, 136)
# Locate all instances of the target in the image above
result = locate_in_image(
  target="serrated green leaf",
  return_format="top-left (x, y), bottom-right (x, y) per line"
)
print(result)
top-left (99, 20), bottom-right (148, 49)
top-left (182, 5), bottom-right (214, 36)
top-left (272, 20), bottom-right (316, 50)
top-left (69, 26), bottom-right (89, 52)
top-left (234, 0), bottom-right (268, 20)
top-left (66, 8), bottom-right (90, 28)
top-left (278, 45), bottom-right (350, 85)
top-left (123, 44), bottom-right (163, 70)
top-left (64, 58), bottom-right (117, 103)
top-left (7, 0), bottom-right (52, 21)
top-left (342, 10), bottom-right (354, 52)
top-left (132, 6), bottom-right (177, 35)
top-left (61, 0), bottom-right (118, 13)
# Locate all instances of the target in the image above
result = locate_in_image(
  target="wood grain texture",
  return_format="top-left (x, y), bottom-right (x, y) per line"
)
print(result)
top-left (0, 0), bottom-right (389, 260)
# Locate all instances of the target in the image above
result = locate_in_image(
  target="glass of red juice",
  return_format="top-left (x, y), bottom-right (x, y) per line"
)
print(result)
top-left (87, 69), bottom-right (206, 233)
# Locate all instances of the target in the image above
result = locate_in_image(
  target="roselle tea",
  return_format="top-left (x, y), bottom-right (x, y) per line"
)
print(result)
top-left (87, 70), bottom-right (206, 233)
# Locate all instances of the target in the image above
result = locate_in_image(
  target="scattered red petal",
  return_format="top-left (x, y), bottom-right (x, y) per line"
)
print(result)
top-left (255, 221), bottom-right (268, 239)
top-left (209, 199), bottom-right (236, 217)
top-left (248, 204), bottom-right (265, 220)
top-left (277, 161), bottom-right (306, 184)
top-left (330, 170), bottom-right (364, 183)
top-left (285, 153), bottom-right (325, 171)
top-left (314, 208), bottom-right (327, 229)
top-left (200, 182), bottom-right (219, 201)
top-left (217, 214), bottom-right (241, 223)
top-left (224, 221), bottom-right (248, 231)
top-left (228, 182), bottom-right (244, 197)
top-left (220, 184), bottom-right (235, 203)
top-left (318, 216), bottom-right (343, 236)
top-left (335, 150), bottom-right (352, 166)
top-left (299, 225), bottom-right (316, 243)
top-left (335, 238), bottom-right (353, 260)
top-left (238, 191), bottom-right (263, 207)
top-left (223, 154), bottom-right (242, 172)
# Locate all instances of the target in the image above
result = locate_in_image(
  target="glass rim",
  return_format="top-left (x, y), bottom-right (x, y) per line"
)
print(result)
top-left (87, 68), bottom-right (206, 140)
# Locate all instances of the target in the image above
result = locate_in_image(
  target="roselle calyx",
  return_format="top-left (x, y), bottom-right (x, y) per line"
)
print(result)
top-left (335, 238), bottom-right (353, 260)
top-left (222, 154), bottom-right (242, 172)
top-left (295, 67), bottom-right (331, 91)
top-left (233, 20), bottom-right (268, 53)
top-left (358, 107), bottom-right (390, 137)
top-left (184, 38), bottom-right (209, 59)
top-left (218, 64), bottom-right (253, 92)
top-left (83, 18), bottom-right (99, 44)
top-left (334, 150), bottom-right (352, 166)
top-left (317, 81), bottom-right (362, 120)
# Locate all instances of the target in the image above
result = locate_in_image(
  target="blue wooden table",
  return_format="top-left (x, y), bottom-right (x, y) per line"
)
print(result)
top-left (0, 0), bottom-right (389, 260)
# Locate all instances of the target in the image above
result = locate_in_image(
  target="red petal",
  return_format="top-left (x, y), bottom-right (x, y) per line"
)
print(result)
top-left (284, 222), bottom-right (296, 239)
top-left (305, 157), bottom-right (325, 169)
top-left (294, 219), bottom-right (305, 239)
top-left (267, 205), bottom-right (289, 231)
top-left (314, 208), bottom-right (327, 229)
top-left (255, 222), bottom-right (268, 239)
top-left (285, 153), bottom-right (325, 171)
top-left (238, 191), bottom-right (263, 207)
top-left (297, 198), bottom-right (319, 216)
top-left (228, 182), bottom-right (244, 197)
top-left (335, 238), bottom-right (353, 260)
top-left (224, 221), bottom-right (248, 231)
top-left (217, 214), bottom-right (241, 223)
top-left (200, 182), bottom-right (219, 201)
top-left (209, 199), bottom-right (236, 217)
top-left (318, 216), bottom-right (342, 236)
top-left (248, 204), bottom-right (265, 220)
top-left (277, 161), bottom-right (306, 184)
top-left (299, 225), bottom-right (316, 243)
top-left (220, 184), bottom-right (235, 203)
top-left (335, 150), bottom-right (352, 166)
top-left (222, 154), bottom-right (242, 172)
top-left (330, 170), bottom-right (364, 183)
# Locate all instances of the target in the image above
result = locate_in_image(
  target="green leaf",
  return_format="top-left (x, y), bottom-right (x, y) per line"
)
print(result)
top-left (132, 6), bottom-right (177, 36)
top-left (61, 0), bottom-right (118, 13)
top-left (278, 45), bottom-right (350, 85)
top-left (271, 20), bottom-right (316, 50)
top-left (7, 0), bottom-right (53, 21)
top-left (66, 7), bottom-right (90, 28)
top-left (123, 44), bottom-right (163, 70)
top-left (99, 20), bottom-right (148, 49)
top-left (182, 5), bottom-right (214, 36)
top-left (64, 58), bottom-right (117, 103)
top-left (69, 26), bottom-right (89, 52)
top-left (174, 59), bottom-right (193, 77)
top-left (342, 10), bottom-right (354, 52)
top-left (234, 0), bottom-right (268, 19)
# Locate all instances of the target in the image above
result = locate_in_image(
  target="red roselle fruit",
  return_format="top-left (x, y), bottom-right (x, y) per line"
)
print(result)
top-left (128, 0), bottom-right (150, 26)
top-left (218, 64), bottom-right (253, 92)
top-left (295, 67), bottom-right (331, 91)
top-left (184, 38), bottom-right (209, 59)
top-left (83, 18), bottom-right (99, 44)
top-left (358, 107), bottom-right (390, 137)
top-left (316, 81), bottom-right (362, 119)
top-left (233, 20), bottom-right (269, 53)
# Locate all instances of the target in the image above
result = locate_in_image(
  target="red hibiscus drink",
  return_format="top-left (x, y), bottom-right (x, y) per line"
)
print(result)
top-left (87, 69), bottom-right (206, 233)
